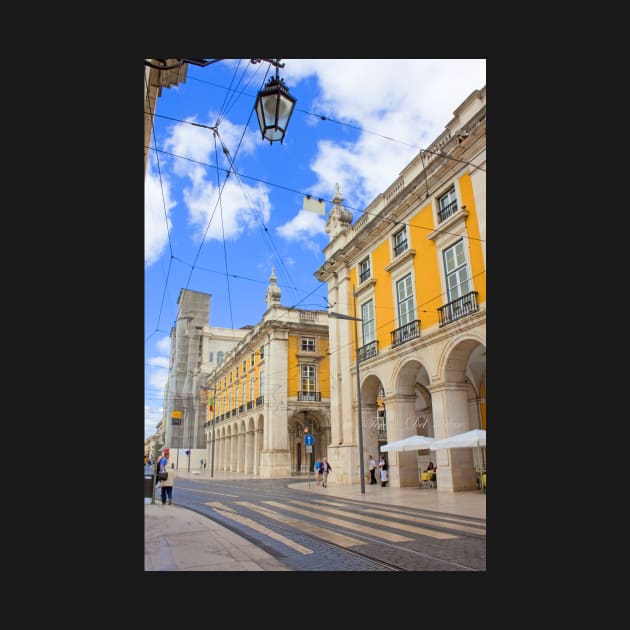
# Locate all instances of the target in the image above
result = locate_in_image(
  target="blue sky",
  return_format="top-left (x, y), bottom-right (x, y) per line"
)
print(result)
top-left (144, 58), bottom-right (487, 439)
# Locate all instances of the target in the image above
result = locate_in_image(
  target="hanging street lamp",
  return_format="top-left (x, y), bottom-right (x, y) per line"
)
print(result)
top-left (254, 64), bottom-right (297, 144)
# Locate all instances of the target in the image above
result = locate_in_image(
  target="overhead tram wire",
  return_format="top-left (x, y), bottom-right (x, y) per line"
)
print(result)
top-left (324, 267), bottom-right (487, 363)
top-left (175, 67), bottom-right (305, 327)
top-left (150, 78), bottom-right (486, 174)
top-left (145, 73), bottom-right (181, 339)
top-left (216, 129), bottom-right (303, 307)
top-left (146, 60), bottom-right (272, 329)
top-left (215, 60), bottom-right (269, 129)
top-left (147, 145), bottom-right (486, 247)
top-left (212, 63), bottom-right (303, 307)
top-left (215, 132), bottom-right (238, 335)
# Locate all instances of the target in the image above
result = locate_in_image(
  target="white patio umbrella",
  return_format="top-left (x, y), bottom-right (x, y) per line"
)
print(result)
top-left (430, 429), bottom-right (486, 486)
top-left (429, 429), bottom-right (486, 450)
top-left (380, 435), bottom-right (436, 452)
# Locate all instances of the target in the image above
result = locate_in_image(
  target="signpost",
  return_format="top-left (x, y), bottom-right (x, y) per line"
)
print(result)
top-left (304, 432), bottom-right (315, 486)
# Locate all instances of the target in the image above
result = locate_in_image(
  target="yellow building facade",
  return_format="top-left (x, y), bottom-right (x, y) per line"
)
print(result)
top-left (203, 268), bottom-right (331, 477)
top-left (315, 86), bottom-right (486, 492)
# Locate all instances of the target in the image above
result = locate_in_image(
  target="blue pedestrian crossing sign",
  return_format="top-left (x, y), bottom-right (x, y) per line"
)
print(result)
top-left (304, 433), bottom-right (314, 446)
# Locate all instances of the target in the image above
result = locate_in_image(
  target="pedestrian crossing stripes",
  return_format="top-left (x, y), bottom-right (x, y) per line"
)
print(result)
top-left (204, 493), bottom-right (483, 557)
top-left (354, 508), bottom-right (486, 536)
top-left (265, 500), bottom-right (456, 540)
top-left (237, 502), bottom-right (367, 548)
top-left (310, 501), bottom-right (486, 536)
top-left (206, 502), bottom-right (314, 555)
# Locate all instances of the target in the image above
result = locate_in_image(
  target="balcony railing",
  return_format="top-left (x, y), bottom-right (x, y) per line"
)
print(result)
top-left (393, 238), bottom-right (408, 257)
top-left (256, 395), bottom-right (264, 407)
top-left (358, 340), bottom-right (378, 362)
top-left (391, 319), bottom-right (421, 347)
top-left (239, 404), bottom-right (245, 413)
top-left (298, 391), bottom-right (321, 402)
top-left (247, 400), bottom-right (253, 410)
top-left (438, 291), bottom-right (479, 327)
top-left (438, 199), bottom-right (458, 223)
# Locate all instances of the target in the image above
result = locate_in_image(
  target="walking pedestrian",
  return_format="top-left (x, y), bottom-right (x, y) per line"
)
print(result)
top-left (368, 454), bottom-right (378, 484)
top-left (379, 455), bottom-right (388, 487)
top-left (314, 458), bottom-right (322, 485)
top-left (155, 448), bottom-right (169, 486)
top-left (157, 449), bottom-right (176, 505)
top-left (320, 457), bottom-right (332, 487)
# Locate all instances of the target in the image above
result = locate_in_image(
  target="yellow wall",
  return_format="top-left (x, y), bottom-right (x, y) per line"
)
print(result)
top-left (355, 172), bottom-right (484, 349)
top-left (458, 174), bottom-right (486, 305)
top-left (287, 334), bottom-right (331, 397)
top-left (318, 338), bottom-right (330, 397)
top-left (372, 240), bottom-right (394, 352)
top-left (409, 201), bottom-right (442, 329)
top-left (288, 336), bottom-right (299, 395)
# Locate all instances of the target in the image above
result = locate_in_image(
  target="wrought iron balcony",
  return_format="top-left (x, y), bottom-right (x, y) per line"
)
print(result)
top-left (298, 391), bottom-right (321, 402)
top-left (438, 291), bottom-right (479, 327)
top-left (438, 199), bottom-right (458, 223)
top-left (391, 319), bottom-right (421, 347)
top-left (393, 238), bottom-right (408, 257)
top-left (256, 395), bottom-right (264, 407)
top-left (358, 340), bottom-right (378, 362)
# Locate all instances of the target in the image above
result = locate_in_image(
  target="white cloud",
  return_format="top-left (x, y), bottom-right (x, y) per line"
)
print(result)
top-left (145, 166), bottom-right (175, 266)
top-left (145, 405), bottom-right (163, 439)
top-left (276, 210), bottom-right (326, 253)
top-left (283, 59), bottom-right (486, 209)
top-left (184, 178), bottom-right (271, 243)
top-left (156, 335), bottom-right (171, 354)
top-left (145, 339), bottom-right (171, 439)
top-left (161, 117), bottom-right (273, 244)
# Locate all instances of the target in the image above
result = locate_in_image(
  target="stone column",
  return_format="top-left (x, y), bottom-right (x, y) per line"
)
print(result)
top-left (259, 328), bottom-right (291, 476)
top-left (326, 268), bottom-right (359, 484)
top-left (382, 393), bottom-right (418, 487)
top-left (428, 380), bottom-right (477, 491)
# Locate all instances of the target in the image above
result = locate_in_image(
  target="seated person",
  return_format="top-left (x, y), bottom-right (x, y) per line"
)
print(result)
top-left (425, 461), bottom-right (436, 472)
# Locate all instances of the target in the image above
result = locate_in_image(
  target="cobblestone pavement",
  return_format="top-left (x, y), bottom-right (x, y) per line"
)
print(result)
top-left (149, 474), bottom-right (485, 571)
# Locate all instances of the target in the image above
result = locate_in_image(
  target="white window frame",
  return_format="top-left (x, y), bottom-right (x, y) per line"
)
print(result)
top-left (437, 186), bottom-right (458, 221)
top-left (392, 226), bottom-right (408, 257)
top-left (361, 299), bottom-right (375, 345)
top-left (301, 337), bottom-right (316, 352)
top-left (396, 273), bottom-right (415, 327)
top-left (359, 256), bottom-right (371, 283)
top-left (301, 364), bottom-right (316, 395)
top-left (443, 239), bottom-right (472, 302)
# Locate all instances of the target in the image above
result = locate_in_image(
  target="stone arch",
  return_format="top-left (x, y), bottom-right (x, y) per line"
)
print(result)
top-left (432, 335), bottom-right (487, 490)
top-left (382, 357), bottom-right (436, 487)
top-left (437, 334), bottom-right (485, 383)
top-left (359, 372), bottom-right (386, 461)
top-left (288, 409), bottom-right (328, 473)
top-left (436, 335), bottom-right (486, 433)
